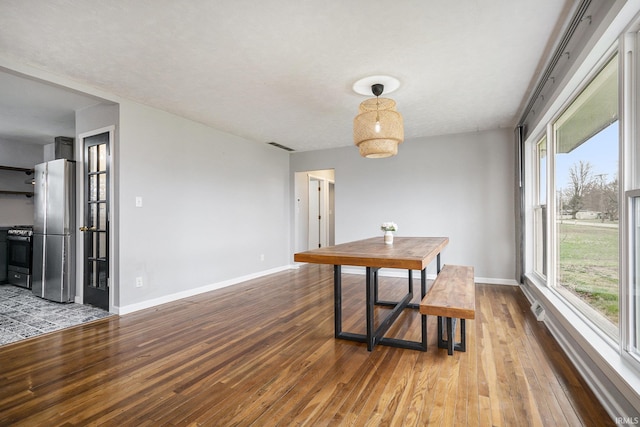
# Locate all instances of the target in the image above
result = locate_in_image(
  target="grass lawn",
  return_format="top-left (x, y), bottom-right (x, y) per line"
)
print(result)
top-left (557, 221), bottom-right (619, 324)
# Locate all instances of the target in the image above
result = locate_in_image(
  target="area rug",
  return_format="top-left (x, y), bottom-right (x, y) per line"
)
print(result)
top-left (0, 284), bottom-right (113, 346)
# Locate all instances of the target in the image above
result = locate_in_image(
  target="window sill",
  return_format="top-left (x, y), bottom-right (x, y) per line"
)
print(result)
top-left (522, 273), bottom-right (640, 418)
top-left (553, 285), bottom-right (619, 341)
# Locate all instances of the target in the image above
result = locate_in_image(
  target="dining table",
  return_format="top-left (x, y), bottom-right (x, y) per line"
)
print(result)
top-left (294, 236), bottom-right (449, 351)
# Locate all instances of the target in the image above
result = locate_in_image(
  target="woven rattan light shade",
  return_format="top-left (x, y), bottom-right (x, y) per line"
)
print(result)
top-left (353, 97), bottom-right (404, 158)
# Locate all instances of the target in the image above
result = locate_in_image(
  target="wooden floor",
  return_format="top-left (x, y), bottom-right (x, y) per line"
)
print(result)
top-left (0, 264), bottom-right (613, 426)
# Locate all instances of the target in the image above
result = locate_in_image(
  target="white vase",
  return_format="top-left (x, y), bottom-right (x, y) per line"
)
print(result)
top-left (384, 230), bottom-right (394, 245)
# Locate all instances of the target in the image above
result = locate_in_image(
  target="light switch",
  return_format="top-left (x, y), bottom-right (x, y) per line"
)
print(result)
top-left (135, 196), bottom-right (143, 207)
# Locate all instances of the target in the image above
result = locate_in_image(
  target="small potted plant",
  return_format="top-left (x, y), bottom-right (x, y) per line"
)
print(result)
top-left (380, 222), bottom-right (397, 245)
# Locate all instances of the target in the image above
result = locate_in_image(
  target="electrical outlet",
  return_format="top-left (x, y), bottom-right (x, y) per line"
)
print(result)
top-left (135, 196), bottom-right (143, 207)
top-left (260, 254), bottom-right (265, 262)
top-left (135, 276), bottom-right (143, 288)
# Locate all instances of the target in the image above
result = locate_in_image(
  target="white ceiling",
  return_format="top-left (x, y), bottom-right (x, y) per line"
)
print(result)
top-left (0, 0), bottom-right (573, 151)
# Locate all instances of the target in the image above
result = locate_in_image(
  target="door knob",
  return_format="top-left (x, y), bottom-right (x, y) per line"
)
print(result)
top-left (79, 226), bottom-right (96, 232)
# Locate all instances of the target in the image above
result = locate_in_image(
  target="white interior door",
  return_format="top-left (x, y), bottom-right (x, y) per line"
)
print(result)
top-left (329, 181), bottom-right (335, 246)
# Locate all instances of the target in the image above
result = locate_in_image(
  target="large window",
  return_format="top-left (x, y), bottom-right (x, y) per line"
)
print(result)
top-left (554, 55), bottom-right (619, 334)
top-left (524, 8), bottom-right (640, 406)
top-left (534, 53), bottom-right (620, 339)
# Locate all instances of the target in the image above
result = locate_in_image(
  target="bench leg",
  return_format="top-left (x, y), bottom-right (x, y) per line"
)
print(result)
top-left (420, 268), bottom-right (427, 351)
top-left (437, 316), bottom-right (466, 355)
top-left (447, 317), bottom-right (455, 355)
top-left (437, 316), bottom-right (455, 353)
top-left (437, 316), bottom-right (445, 348)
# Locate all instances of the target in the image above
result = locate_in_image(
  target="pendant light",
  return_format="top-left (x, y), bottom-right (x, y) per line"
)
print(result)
top-left (353, 77), bottom-right (404, 158)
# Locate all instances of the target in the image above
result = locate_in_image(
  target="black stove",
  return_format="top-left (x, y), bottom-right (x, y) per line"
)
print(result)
top-left (7, 225), bottom-right (33, 289)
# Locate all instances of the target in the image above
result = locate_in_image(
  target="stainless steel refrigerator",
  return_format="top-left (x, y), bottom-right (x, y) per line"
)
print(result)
top-left (32, 159), bottom-right (76, 302)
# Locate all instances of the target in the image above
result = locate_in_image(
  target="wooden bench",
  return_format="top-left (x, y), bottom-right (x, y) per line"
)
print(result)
top-left (419, 264), bottom-right (475, 355)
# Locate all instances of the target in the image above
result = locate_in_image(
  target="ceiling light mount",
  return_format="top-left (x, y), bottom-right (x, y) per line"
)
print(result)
top-left (371, 83), bottom-right (384, 97)
top-left (352, 75), bottom-right (400, 96)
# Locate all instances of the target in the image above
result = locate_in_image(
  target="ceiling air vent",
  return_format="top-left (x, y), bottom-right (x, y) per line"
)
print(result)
top-left (267, 142), bottom-right (295, 152)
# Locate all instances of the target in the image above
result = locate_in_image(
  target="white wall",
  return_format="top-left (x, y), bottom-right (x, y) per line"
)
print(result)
top-left (0, 138), bottom-right (41, 226)
top-left (0, 58), bottom-right (293, 313)
top-left (290, 128), bottom-right (516, 283)
top-left (116, 101), bottom-right (291, 311)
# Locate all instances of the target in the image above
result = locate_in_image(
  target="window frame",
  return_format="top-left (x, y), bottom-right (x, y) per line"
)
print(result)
top-left (533, 136), bottom-right (548, 279)
top-left (621, 28), bottom-right (640, 365)
top-left (522, 5), bottom-right (640, 406)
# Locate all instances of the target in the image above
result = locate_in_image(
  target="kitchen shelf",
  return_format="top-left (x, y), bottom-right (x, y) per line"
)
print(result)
top-left (0, 190), bottom-right (33, 197)
top-left (0, 165), bottom-right (34, 174)
top-left (0, 165), bottom-right (35, 197)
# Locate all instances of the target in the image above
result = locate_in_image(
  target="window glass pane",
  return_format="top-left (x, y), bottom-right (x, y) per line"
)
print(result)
top-left (553, 55), bottom-right (619, 336)
top-left (538, 137), bottom-right (547, 205)
top-left (98, 173), bottom-right (106, 200)
top-left (555, 56), bottom-right (618, 154)
top-left (88, 145), bottom-right (97, 172)
top-left (99, 202), bottom-right (107, 230)
top-left (98, 144), bottom-right (107, 172)
top-left (534, 206), bottom-right (547, 277)
top-left (89, 175), bottom-right (97, 201)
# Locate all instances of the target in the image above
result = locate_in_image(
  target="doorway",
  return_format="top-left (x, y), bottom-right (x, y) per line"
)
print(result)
top-left (80, 130), bottom-right (111, 310)
top-left (294, 169), bottom-right (335, 253)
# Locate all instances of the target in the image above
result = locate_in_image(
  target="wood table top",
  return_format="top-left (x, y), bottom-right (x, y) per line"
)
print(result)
top-left (294, 236), bottom-right (449, 270)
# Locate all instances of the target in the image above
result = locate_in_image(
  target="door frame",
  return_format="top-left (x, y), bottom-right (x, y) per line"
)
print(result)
top-left (307, 173), bottom-right (334, 249)
top-left (76, 125), bottom-right (116, 312)
top-left (294, 169), bottom-right (335, 255)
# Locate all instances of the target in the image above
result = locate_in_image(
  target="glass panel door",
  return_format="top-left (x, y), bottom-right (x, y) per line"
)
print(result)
top-left (82, 132), bottom-right (109, 310)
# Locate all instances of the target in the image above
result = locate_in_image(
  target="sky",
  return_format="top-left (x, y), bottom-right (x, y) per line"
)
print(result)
top-left (555, 121), bottom-right (619, 191)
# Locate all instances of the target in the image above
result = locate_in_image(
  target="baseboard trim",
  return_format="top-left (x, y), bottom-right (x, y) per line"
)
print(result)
top-left (115, 265), bottom-right (292, 315)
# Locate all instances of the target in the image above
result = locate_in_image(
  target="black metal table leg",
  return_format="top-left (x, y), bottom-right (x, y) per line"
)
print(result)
top-left (366, 267), bottom-right (377, 351)
top-left (373, 268), bottom-right (380, 304)
top-left (420, 268), bottom-right (427, 350)
top-left (333, 264), bottom-right (431, 352)
top-left (334, 265), bottom-right (342, 337)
